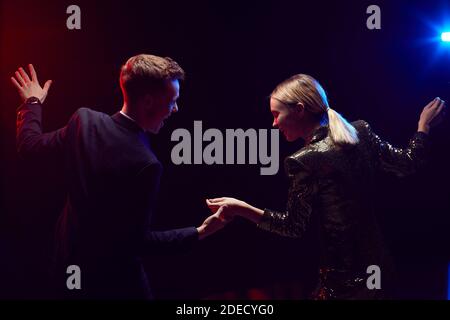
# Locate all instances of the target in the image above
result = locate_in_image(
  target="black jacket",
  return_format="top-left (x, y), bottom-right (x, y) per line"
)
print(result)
top-left (16, 103), bottom-right (198, 299)
top-left (258, 120), bottom-right (429, 299)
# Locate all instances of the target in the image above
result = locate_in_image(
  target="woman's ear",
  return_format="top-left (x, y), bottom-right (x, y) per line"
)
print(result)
top-left (295, 102), bottom-right (305, 113)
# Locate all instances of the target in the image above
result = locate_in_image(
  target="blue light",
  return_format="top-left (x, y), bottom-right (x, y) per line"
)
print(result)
top-left (442, 32), bottom-right (450, 42)
top-left (448, 262), bottom-right (450, 300)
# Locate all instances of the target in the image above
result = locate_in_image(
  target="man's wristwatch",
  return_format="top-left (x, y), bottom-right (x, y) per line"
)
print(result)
top-left (25, 96), bottom-right (41, 105)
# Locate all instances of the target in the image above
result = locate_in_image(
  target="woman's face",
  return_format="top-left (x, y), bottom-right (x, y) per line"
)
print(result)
top-left (270, 97), bottom-right (304, 142)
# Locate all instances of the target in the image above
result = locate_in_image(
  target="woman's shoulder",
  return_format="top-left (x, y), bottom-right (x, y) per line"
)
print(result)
top-left (351, 120), bottom-right (376, 137)
top-left (285, 142), bottom-right (327, 175)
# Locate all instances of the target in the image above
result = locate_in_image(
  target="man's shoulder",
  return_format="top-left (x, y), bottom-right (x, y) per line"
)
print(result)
top-left (72, 107), bottom-right (108, 120)
top-left (67, 107), bottom-right (113, 130)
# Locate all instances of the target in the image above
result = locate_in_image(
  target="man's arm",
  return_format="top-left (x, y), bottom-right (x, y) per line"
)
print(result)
top-left (16, 101), bottom-right (70, 159)
top-left (135, 163), bottom-right (228, 255)
top-left (12, 64), bottom-right (70, 159)
top-left (206, 158), bottom-right (316, 239)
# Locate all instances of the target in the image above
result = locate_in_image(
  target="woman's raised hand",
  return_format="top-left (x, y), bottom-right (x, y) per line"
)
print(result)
top-left (418, 97), bottom-right (446, 134)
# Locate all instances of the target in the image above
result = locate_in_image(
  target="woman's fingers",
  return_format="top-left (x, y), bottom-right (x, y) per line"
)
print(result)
top-left (424, 98), bottom-right (436, 109)
top-left (205, 199), bottom-right (221, 214)
top-left (206, 202), bottom-right (224, 210)
top-left (206, 201), bottom-right (224, 208)
top-left (437, 100), bottom-right (445, 114)
top-left (432, 99), bottom-right (445, 117)
top-left (426, 97), bottom-right (442, 111)
top-left (428, 99), bottom-right (446, 128)
top-left (207, 197), bottom-right (225, 203)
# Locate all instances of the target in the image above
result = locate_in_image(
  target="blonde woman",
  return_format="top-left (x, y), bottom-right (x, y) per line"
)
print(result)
top-left (207, 74), bottom-right (445, 299)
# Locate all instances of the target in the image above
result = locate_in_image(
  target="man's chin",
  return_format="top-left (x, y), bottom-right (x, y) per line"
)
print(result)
top-left (147, 127), bottom-right (159, 134)
top-left (148, 123), bottom-right (164, 134)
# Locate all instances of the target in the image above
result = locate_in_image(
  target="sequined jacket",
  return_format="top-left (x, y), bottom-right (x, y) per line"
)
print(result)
top-left (258, 120), bottom-right (429, 299)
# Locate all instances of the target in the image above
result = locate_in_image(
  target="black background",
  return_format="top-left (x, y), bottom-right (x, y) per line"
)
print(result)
top-left (1, 0), bottom-right (450, 299)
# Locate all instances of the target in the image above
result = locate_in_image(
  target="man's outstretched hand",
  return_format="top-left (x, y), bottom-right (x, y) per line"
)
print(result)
top-left (11, 64), bottom-right (52, 104)
top-left (197, 207), bottom-right (232, 240)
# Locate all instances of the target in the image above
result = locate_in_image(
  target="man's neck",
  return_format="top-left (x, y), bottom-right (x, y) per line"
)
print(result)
top-left (121, 104), bottom-right (144, 130)
top-left (121, 104), bottom-right (135, 120)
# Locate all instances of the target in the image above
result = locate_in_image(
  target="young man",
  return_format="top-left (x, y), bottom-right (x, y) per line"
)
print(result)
top-left (12, 54), bottom-right (227, 299)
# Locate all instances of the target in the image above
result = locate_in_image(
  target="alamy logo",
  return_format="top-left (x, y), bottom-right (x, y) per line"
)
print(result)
top-left (66, 265), bottom-right (81, 290)
top-left (66, 5), bottom-right (81, 30)
top-left (170, 121), bottom-right (280, 175)
top-left (366, 5), bottom-right (381, 30)
top-left (366, 264), bottom-right (381, 290)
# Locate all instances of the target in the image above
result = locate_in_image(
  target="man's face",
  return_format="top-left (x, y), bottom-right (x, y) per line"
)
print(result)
top-left (143, 79), bottom-right (180, 133)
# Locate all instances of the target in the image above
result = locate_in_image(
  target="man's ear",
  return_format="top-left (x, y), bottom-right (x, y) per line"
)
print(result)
top-left (142, 94), bottom-right (154, 109)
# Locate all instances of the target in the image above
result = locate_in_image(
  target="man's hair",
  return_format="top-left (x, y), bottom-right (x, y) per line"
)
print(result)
top-left (120, 54), bottom-right (185, 104)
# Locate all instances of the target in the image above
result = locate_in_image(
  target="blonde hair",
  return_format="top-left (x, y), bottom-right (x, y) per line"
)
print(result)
top-left (271, 74), bottom-right (359, 146)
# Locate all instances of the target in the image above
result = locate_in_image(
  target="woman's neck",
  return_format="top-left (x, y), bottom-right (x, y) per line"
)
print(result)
top-left (304, 122), bottom-right (322, 145)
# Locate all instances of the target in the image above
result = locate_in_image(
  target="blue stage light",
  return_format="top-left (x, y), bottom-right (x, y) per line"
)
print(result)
top-left (448, 262), bottom-right (450, 300)
top-left (442, 32), bottom-right (450, 42)
top-left (447, 262), bottom-right (450, 300)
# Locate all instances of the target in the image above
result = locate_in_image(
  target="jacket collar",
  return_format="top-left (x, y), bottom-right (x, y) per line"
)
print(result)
top-left (111, 111), bottom-right (144, 133)
top-left (309, 124), bottom-right (329, 144)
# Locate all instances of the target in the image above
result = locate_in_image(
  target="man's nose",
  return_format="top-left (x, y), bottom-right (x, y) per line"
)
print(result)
top-left (172, 103), bottom-right (179, 113)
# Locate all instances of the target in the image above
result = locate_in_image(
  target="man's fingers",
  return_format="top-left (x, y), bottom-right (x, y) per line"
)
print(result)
top-left (18, 67), bottom-right (31, 83)
top-left (215, 207), bottom-right (230, 223)
top-left (215, 206), bottom-right (224, 218)
top-left (15, 71), bottom-right (25, 86)
top-left (29, 64), bottom-right (38, 82)
top-left (10, 77), bottom-right (22, 90)
top-left (43, 80), bottom-right (52, 92)
top-left (207, 206), bottom-right (220, 214)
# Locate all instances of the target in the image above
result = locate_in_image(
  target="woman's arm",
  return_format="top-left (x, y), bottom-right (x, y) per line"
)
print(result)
top-left (360, 97), bottom-right (445, 177)
top-left (206, 198), bottom-right (264, 224)
top-left (418, 97), bottom-right (446, 134)
top-left (207, 159), bottom-right (316, 238)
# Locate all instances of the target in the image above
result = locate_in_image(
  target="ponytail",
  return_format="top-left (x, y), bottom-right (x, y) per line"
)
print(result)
top-left (326, 107), bottom-right (359, 145)
top-left (271, 74), bottom-right (360, 146)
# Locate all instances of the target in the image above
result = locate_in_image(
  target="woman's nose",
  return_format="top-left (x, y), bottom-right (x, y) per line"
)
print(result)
top-left (172, 103), bottom-right (179, 113)
top-left (272, 118), bottom-right (278, 128)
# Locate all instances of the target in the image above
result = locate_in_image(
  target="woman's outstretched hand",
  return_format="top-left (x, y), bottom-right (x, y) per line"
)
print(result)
top-left (418, 97), bottom-right (446, 134)
top-left (206, 197), bottom-right (264, 224)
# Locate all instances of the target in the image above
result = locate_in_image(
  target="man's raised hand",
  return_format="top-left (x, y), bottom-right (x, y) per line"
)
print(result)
top-left (11, 64), bottom-right (52, 103)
